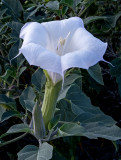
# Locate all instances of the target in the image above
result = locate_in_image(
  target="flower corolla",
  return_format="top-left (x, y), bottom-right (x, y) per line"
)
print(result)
top-left (18, 17), bottom-right (107, 84)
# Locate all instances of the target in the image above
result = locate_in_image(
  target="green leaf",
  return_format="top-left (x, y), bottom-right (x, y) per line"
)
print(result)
top-left (53, 149), bottom-right (67, 160)
top-left (37, 142), bottom-right (53, 160)
top-left (18, 66), bottom-right (27, 77)
top-left (32, 68), bottom-right (46, 91)
top-left (0, 8), bottom-right (7, 19)
top-left (64, 74), bottom-right (81, 87)
top-left (61, 6), bottom-right (68, 15)
top-left (79, 0), bottom-right (95, 16)
top-left (24, 4), bottom-right (41, 21)
top-left (66, 84), bottom-right (92, 106)
top-left (72, 103), bottom-right (116, 126)
top-left (24, 100), bottom-right (35, 113)
top-left (2, 0), bottom-right (23, 17)
top-left (46, 1), bottom-right (59, 10)
top-left (58, 101), bottom-right (121, 140)
top-left (48, 114), bottom-right (61, 130)
top-left (8, 40), bottom-right (25, 68)
top-left (0, 132), bottom-right (9, 139)
top-left (0, 94), bottom-right (16, 110)
top-left (19, 87), bottom-right (36, 109)
top-left (88, 63), bottom-right (104, 85)
top-left (60, 0), bottom-right (73, 8)
top-left (0, 23), bottom-right (8, 33)
top-left (57, 86), bottom-right (71, 102)
top-left (7, 124), bottom-right (31, 134)
top-left (57, 73), bottom-right (81, 101)
top-left (0, 106), bottom-right (5, 121)
top-left (1, 110), bottom-right (21, 122)
top-left (82, 124), bottom-right (121, 141)
top-left (8, 21), bottom-right (23, 39)
top-left (58, 122), bottom-right (121, 141)
top-left (59, 123), bottom-right (84, 136)
top-left (56, 100), bottom-right (75, 122)
top-left (110, 57), bottom-right (121, 96)
top-left (18, 143), bottom-right (53, 160)
top-left (84, 12), bottom-right (121, 28)
top-left (60, 0), bottom-right (81, 9)
top-left (56, 84), bottom-right (121, 141)
top-left (0, 68), bottom-right (16, 81)
top-left (18, 145), bottom-right (38, 160)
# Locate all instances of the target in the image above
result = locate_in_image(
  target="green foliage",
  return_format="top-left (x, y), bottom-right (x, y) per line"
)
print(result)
top-left (56, 84), bottom-right (121, 141)
top-left (0, 106), bottom-right (5, 121)
top-left (88, 63), bottom-right (104, 85)
top-left (110, 57), bottom-right (121, 96)
top-left (0, 94), bottom-right (16, 110)
top-left (37, 142), bottom-right (53, 160)
top-left (19, 86), bottom-right (36, 111)
top-left (32, 68), bottom-right (46, 91)
top-left (0, 0), bottom-right (121, 159)
top-left (48, 114), bottom-right (61, 130)
top-left (7, 124), bottom-right (31, 134)
top-left (2, 0), bottom-right (23, 18)
top-left (46, 1), bottom-right (59, 10)
top-left (18, 145), bottom-right (38, 160)
top-left (84, 11), bottom-right (121, 27)
top-left (32, 102), bottom-right (46, 139)
top-left (59, 122), bottom-right (121, 141)
top-left (18, 142), bottom-right (53, 160)
top-left (1, 110), bottom-right (21, 122)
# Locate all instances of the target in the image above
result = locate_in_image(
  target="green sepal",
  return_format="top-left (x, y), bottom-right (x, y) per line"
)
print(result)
top-left (32, 102), bottom-right (46, 140)
top-left (42, 70), bottom-right (62, 129)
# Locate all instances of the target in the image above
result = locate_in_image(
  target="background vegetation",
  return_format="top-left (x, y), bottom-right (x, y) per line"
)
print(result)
top-left (0, 0), bottom-right (121, 159)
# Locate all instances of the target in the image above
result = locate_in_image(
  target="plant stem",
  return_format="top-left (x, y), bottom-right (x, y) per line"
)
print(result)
top-left (41, 80), bottom-right (62, 130)
top-left (0, 133), bottom-right (27, 148)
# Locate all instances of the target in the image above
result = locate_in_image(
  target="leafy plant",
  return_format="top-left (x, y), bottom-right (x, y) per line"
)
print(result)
top-left (0, 0), bottom-right (121, 159)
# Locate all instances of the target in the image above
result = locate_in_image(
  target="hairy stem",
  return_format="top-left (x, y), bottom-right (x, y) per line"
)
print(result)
top-left (41, 79), bottom-right (62, 129)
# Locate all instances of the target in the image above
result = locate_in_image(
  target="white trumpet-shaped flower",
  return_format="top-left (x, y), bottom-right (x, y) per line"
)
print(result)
top-left (18, 17), bottom-right (107, 84)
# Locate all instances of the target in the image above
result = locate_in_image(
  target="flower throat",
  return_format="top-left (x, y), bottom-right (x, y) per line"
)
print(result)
top-left (56, 32), bottom-right (70, 56)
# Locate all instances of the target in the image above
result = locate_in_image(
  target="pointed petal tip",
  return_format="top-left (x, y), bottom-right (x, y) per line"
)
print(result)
top-left (19, 43), bottom-right (63, 76)
top-left (102, 59), bottom-right (114, 67)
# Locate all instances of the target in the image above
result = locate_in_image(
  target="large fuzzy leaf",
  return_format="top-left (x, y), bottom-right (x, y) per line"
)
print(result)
top-left (56, 84), bottom-right (121, 141)
top-left (18, 145), bottom-right (38, 160)
top-left (18, 142), bottom-right (53, 160)
top-left (88, 63), bottom-right (104, 85)
top-left (37, 142), bottom-right (53, 160)
top-left (2, 0), bottom-right (23, 17)
top-left (58, 122), bottom-right (121, 141)
top-left (19, 87), bottom-right (36, 110)
top-left (32, 68), bottom-right (46, 91)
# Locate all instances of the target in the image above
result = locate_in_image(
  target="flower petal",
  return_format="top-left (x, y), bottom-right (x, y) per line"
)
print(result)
top-left (18, 17), bottom-right (107, 84)
top-left (20, 22), bottom-right (50, 47)
top-left (41, 17), bottom-right (84, 52)
top-left (20, 43), bottom-right (62, 75)
top-left (62, 28), bottom-right (107, 71)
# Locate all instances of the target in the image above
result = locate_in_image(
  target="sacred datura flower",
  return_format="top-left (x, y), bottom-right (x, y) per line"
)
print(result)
top-left (19, 17), bottom-right (107, 84)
